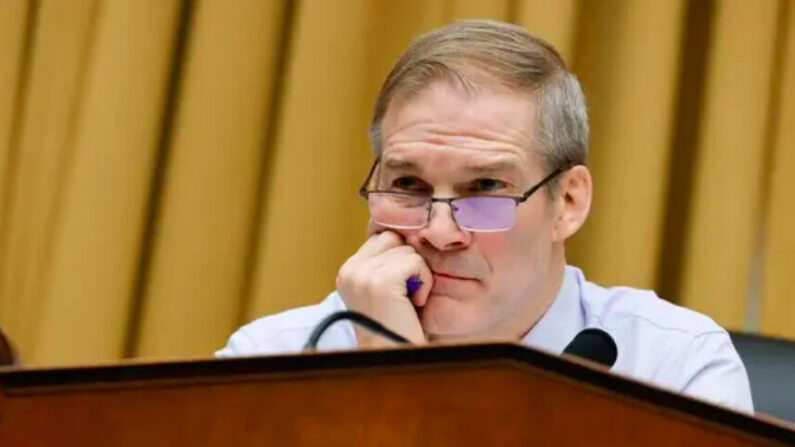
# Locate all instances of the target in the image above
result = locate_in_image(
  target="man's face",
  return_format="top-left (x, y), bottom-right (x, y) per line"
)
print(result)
top-left (372, 82), bottom-right (565, 340)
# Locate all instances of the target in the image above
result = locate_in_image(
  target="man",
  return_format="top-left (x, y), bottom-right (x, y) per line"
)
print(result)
top-left (217, 20), bottom-right (753, 413)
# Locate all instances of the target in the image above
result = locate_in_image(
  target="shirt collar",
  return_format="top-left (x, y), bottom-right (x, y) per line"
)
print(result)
top-left (520, 265), bottom-right (585, 354)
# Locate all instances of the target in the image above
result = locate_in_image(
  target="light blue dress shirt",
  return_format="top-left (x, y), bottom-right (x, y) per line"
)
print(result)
top-left (217, 265), bottom-right (754, 413)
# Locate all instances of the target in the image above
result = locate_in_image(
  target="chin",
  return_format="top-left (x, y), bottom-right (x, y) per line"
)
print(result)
top-left (419, 293), bottom-right (491, 340)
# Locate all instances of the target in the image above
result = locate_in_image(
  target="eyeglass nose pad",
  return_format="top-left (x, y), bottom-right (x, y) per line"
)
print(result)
top-left (427, 200), bottom-right (460, 227)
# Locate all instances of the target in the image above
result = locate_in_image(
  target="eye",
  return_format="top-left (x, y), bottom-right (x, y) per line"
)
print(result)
top-left (391, 176), bottom-right (430, 193)
top-left (470, 178), bottom-right (508, 193)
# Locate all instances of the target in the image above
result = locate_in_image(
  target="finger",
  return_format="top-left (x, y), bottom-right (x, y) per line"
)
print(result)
top-left (406, 255), bottom-right (433, 307)
top-left (365, 245), bottom-right (418, 271)
top-left (337, 244), bottom-right (415, 298)
top-left (352, 230), bottom-right (405, 261)
top-left (372, 249), bottom-right (433, 307)
top-left (366, 218), bottom-right (390, 236)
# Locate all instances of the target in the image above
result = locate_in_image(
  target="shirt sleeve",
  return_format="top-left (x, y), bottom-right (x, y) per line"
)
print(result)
top-left (214, 328), bottom-right (258, 358)
top-left (679, 331), bottom-right (754, 413)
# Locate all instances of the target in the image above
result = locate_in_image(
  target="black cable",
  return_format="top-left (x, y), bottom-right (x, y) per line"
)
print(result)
top-left (303, 310), bottom-right (410, 351)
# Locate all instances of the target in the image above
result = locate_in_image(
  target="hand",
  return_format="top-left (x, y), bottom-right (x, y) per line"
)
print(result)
top-left (336, 231), bottom-right (433, 347)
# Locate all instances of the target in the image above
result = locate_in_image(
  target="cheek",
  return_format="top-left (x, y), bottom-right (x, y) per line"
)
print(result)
top-left (476, 210), bottom-right (551, 275)
top-left (474, 233), bottom-right (509, 259)
top-left (475, 231), bottom-right (526, 277)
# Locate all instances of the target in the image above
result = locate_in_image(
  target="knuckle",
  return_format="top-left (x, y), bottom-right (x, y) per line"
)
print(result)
top-left (381, 231), bottom-right (402, 245)
top-left (368, 272), bottom-right (388, 291)
top-left (335, 272), bottom-right (346, 290)
top-left (397, 245), bottom-right (417, 254)
top-left (409, 253), bottom-right (426, 266)
top-left (337, 264), bottom-right (352, 285)
top-left (349, 274), bottom-right (369, 292)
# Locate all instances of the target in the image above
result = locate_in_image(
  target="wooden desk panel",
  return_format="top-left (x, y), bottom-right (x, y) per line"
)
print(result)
top-left (1, 344), bottom-right (792, 446)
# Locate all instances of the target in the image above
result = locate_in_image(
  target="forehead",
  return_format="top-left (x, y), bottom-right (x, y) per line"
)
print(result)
top-left (378, 151), bottom-right (527, 186)
top-left (380, 82), bottom-right (541, 174)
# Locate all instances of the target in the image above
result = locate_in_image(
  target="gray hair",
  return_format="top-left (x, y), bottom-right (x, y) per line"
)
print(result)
top-left (369, 19), bottom-right (588, 174)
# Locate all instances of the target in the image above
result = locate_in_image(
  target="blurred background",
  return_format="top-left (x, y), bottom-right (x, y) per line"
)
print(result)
top-left (0, 0), bottom-right (792, 366)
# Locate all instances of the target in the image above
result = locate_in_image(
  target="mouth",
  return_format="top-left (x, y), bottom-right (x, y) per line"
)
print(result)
top-left (431, 271), bottom-right (474, 281)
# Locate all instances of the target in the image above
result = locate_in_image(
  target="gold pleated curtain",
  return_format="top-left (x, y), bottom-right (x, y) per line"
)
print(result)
top-left (0, 0), bottom-right (792, 366)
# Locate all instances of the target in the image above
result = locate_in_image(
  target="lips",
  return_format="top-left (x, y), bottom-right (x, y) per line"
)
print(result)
top-left (431, 270), bottom-right (474, 281)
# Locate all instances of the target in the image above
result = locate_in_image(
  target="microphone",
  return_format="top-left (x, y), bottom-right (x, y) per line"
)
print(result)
top-left (303, 310), bottom-right (410, 351)
top-left (304, 278), bottom-right (423, 350)
top-left (562, 328), bottom-right (618, 368)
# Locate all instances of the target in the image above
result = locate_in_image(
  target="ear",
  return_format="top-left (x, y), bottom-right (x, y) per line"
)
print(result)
top-left (552, 165), bottom-right (592, 242)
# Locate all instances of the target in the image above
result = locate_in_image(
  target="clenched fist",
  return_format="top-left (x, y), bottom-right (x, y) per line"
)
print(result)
top-left (336, 231), bottom-right (433, 347)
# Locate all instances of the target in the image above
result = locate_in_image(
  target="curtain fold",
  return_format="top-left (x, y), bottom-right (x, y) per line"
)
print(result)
top-left (0, 0), bottom-right (31, 324)
top-left (0, 0), bottom-right (99, 363)
top-left (677, 0), bottom-right (780, 328)
top-left (135, 0), bottom-right (287, 358)
top-left (760, 2), bottom-right (795, 338)
top-left (33, 0), bottom-right (184, 365)
top-left (567, 0), bottom-right (686, 290)
top-left (0, 0), bottom-right (793, 365)
top-left (515, 0), bottom-right (579, 63)
top-left (245, 0), bottom-right (374, 320)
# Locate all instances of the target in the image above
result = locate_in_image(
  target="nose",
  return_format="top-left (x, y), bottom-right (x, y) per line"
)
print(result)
top-left (417, 201), bottom-right (471, 251)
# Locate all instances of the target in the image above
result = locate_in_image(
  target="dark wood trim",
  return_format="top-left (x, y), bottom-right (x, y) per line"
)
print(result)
top-left (1, 343), bottom-right (794, 444)
top-left (0, 329), bottom-right (17, 367)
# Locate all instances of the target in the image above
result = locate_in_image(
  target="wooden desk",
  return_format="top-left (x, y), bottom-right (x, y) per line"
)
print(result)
top-left (1, 343), bottom-right (793, 446)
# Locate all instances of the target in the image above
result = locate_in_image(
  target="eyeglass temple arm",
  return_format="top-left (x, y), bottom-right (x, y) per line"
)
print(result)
top-left (518, 166), bottom-right (567, 202)
top-left (358, 158), bottom-right (382, 196)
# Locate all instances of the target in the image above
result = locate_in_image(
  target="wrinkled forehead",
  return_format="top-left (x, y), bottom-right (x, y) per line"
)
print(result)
top-left (379, 82), bottom-right (543, 181)
top-left (383, 81), bottom-right (538, 138)
top-left (378, 149), bottom-right (529, 181)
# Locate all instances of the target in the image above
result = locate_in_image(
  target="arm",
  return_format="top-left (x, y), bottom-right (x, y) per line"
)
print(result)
top-left (680, 331), bottom-right (754, 413)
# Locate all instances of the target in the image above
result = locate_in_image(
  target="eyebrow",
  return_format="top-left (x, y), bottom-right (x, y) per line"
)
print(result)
top-left (383, 158), bottom-right (419, 171)
top-left (461, 159), bottom-right (523, 176)
top-left (382, 157), bottom-right (523, 177)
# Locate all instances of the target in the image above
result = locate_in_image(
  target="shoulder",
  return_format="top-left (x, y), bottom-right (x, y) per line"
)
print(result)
top-left (579, 276), bottom-right (724, 338)
top-left (573, 268), bottom-right (752, 412)
top-left (215, 292), bottom-right (356, 357)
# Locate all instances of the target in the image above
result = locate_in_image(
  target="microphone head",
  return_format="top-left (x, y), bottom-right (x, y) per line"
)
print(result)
top-left (562, 328), bottom-right (618, 368)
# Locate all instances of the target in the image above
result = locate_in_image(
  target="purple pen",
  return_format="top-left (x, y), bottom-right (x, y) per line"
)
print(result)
top-left (406, 276), bottom-right (423, 296)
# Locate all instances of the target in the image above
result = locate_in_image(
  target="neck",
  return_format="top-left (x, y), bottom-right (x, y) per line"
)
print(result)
top-left (515, 257), bottom-right (566, 340)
